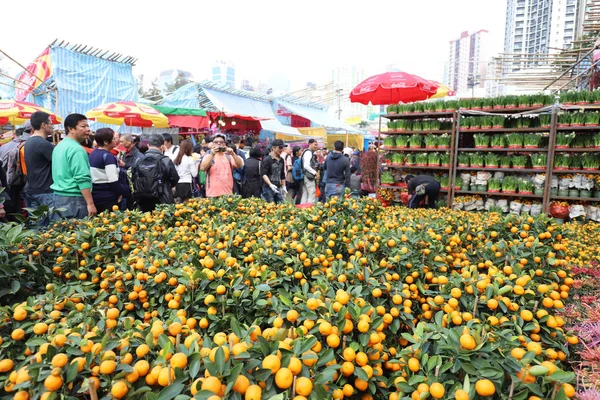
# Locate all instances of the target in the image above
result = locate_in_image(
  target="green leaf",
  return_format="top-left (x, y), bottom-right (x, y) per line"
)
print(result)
top-left (298, 336), bottom-right (317, 356)
top-left (408, 374), bottom-right (426, 385)
top-left (316, 348), bottom-right (334, 367)
top-left (215, 346), bottom-right (225, 376)
top-left (354, 366), bottom-right (368, 381)
top-left (546, 370), bottom-right (575, 384)
top-left (189, 354), bottom-right (201, 379)
top-left (66, 360), bottom-right (79, 382)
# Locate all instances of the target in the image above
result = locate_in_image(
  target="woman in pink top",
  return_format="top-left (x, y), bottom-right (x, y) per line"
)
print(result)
top-left (199, 135), bottom-right (244, 197)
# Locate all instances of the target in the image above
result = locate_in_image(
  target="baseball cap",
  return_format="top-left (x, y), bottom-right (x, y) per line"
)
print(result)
top-left (22, 121), bottom-right (32, 133)
top-left (272, 139), bottom-right (286, 147)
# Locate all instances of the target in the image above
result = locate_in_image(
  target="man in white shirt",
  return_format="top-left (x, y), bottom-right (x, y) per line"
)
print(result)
top-left (300, 139), bottom-right (319, 204)
top-left (163, 133), bottom-right (180, 161)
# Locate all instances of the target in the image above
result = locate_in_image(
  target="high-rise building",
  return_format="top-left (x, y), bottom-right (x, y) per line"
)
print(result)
top-left (158, 69), bottom-right (194, 93)
top-left (444, 30), bottom-right (489, 97)
top-left (504, 0), bottom-right (588, 71)
top-left (331, 65), bottom-right (370, 121)
top-left (211, 60), bottom-right (235, 87)
top-left (241, 79), bottom-right (254, 91)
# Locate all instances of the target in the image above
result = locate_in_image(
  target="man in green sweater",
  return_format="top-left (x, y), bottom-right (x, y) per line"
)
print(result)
top-left (51, 113), bottom-right (97, 219)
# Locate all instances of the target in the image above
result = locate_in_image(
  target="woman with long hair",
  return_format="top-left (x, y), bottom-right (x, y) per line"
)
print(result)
top-left (173, 140), bottom-right (198, 202)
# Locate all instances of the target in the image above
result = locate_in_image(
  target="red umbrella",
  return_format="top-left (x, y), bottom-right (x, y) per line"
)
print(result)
top-left (350, 72), bottom-right (439, 105)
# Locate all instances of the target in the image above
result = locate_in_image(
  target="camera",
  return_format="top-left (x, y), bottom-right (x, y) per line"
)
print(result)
top-left (216, 146), bottom-right (227, 152)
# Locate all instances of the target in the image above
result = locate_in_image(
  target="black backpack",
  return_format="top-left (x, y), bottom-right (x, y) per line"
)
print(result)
top-left (132, 154), bottom-right (165, 199)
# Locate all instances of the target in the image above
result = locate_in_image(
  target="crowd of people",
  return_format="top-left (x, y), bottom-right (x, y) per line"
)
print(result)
top-left (0, 111), bottom-right (363, 223)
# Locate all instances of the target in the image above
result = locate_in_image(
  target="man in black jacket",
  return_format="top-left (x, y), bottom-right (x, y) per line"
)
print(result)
top-left (120, 134), bottom-right (143, 169)
top-left (132, 134), bottom-right (179, 212)
top-left (324, 141), bottom-right (351, 199)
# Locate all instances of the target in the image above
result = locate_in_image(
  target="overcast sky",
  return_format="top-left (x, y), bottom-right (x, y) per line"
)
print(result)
top-left (1, 0), bottom-right (506, 91)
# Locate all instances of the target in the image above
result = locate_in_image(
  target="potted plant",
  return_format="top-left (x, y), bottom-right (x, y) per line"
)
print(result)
top-left (386, 120), bottom-right (396, 132)
top-left (518, 179), bottom-right (534, 195)
top-left (415, 153), bottom-right (428, 167)
top-left (485, 153), bottom-right (500, 169)
top-left (582, 153), bottom-right (599, 171)
top-left (405, 154), bottom-right (416, 166)
top-left (492, 115), bottom-right (504, 129)
top-left (360, 149), bottom-right (378, 193)
top-left (469, 153), bottom-right (484, 168)
top-left (413, 120), bottom-right (423, 131)
top-left (524, 133), bottom-right (542, 149)
top-left (422, 120), bottom-right (431, 131)
top-left (384, 153), bottom-right (394, 166)
top-left (554, 154), bottom-right (571, 170)
top-left (483, 98), bottom-right (494, 111)
top-left (380, 171), bottom-right (395, 186)
top-left (556, 132), bottom-right (575, 148)
top-left (512, 155), bottom-right (528, 169)
top-left (396, 135), bottom-right (409, 149)
top-left (572, 112), bottom-right (585, 127)
top-left (531, 154), bottom-right (547, 170)
top-left (531, 93), bottom-right (544, 107)
top-left (383, 136), bottom-right (396, 149)
top-left (440, 153), bottom-right (450, 168)
top-left (539, 114), bottom-right (551, 128)
top-left (427, 152), bottom-right (441, 167)
top-left (458, 153), bottom-right (469, 168)
top-left (594, 133), bottom-right (600, 148)
top-left (437, 134), bottom-right (450, 149)
top-left (392, 153), bottom-right (404, 166)
top-left (502, 176), bottom-right (518, 194)
top-left (533, 184), bottom-right (545, 196)
top-left (455, 176), bottom-right (463, 190)
top-left (557, 113), bottom-right (571, 127)
top-left (491, 134), bottom-right (506, 148)
top-left (438, 175), bottom-right (449, 190)
top-left (488, 178), bottom-right (501, 193)
top-left (424, 135), bottom-right (438, 149)
top-left (569, 188), bottom-right (581, 198)
top-left (507, 132), bottom-right (523, 148)
top-left (458, 98), bottom-right (473, 110)
top-left (474, 133), bottom-right (490, 149)
top-left (584, 111), bottom-right (600, 126)
top-left (570, 154), bottom-right (582, 170)
top-left (572, 134), bottom-right (592, 149)
top-left (499, 155), bottom-right (511, 168)
top-left (409, 134), bottom-right (423, 149)
top-left (481, 116), bottom-right (493, 129)
top-left (386, 105), bottom-right (397, 115)
top-left (430, 119), bottom-right (441, 131)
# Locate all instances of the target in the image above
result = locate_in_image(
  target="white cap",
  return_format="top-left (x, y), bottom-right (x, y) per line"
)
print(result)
top-left (343, 147), bottom-right (353, 157)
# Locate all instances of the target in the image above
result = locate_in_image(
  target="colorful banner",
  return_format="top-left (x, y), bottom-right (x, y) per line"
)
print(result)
top-left (15, 48), bottom-right (53, 101)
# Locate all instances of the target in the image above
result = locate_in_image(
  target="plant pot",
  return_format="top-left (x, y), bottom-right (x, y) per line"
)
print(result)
top-left (493, 125), bottom-right (503, 129)
top-left (503, 190), bottom-right (516, 194)
top-left (583, 168), bottom-right (598, 171)
top-left (556, 145), bottom-right (570, 149)
top-left (554, 167), bottom-right (570, 171)
top-left (438, 146), bottom-right (449, 150)
top-left (551, 188), bottom-right (558, 196)
top-left (512, 166), bottom-right (527, 169)
top-left (553, 218), bottom-right (565, 225)
top-left (425, 146), bottom-right (437, 149)
top-left (594, 191), bottom-right (600, 198)
top-left (500, 165), bottom-right (511, 169)
top-left (558, 189), bottom-right (569, 197)
top-left (458, 164), bottom-right (469, 168)
top-left (569, 189), bottom-right (580, 198)
top-left (580, 190), bottom-right (593, 198)
top-left (440, 164), bottom-right (450, 168)
top-left (487, 189), bottom-right (500, 193)
top-left (485, 165), bottom-right (499, 169)
top-left (508, 145), bottom-right (523, 149)
top-left (475, 145), bottom-right (488, 149)
top-left (533, 187), bottom-right (545, 195)
top-left (491, 146), bottom-right (505, 149)
top-left (520, 191), bottom-right (533, 195)
top-left (461, 186), bottom-right (470, 191)
top-left (476, 185), bottom-right (487, 192)
top-left (532, 166), bottom-right (546, 170)
top-left (524, 145), bottom-right (539, 149)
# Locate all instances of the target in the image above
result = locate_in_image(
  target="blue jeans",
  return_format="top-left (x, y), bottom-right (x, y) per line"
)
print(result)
top-left (325, 183), bottom-right (345, 199)
top-left (27, 192), bottom-right (55, 226)
top-left (53, 195), bottom-right (88, 220)
top-left (262, 186), bottom-right (284, 204)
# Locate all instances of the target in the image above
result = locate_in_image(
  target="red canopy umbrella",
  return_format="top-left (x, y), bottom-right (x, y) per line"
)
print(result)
top-left (349, 72), bottom-right (439, 105)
